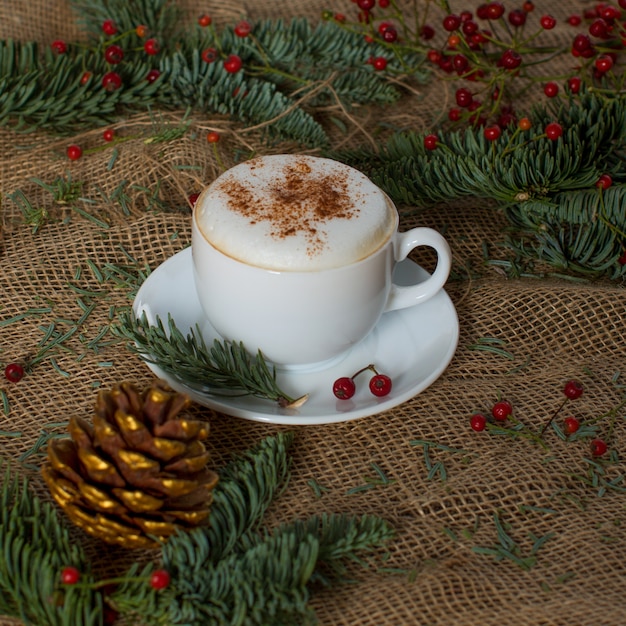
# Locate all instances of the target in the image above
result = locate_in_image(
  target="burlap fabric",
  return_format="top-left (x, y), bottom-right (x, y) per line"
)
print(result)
top-left (1, 1), bottom-right (625, 625)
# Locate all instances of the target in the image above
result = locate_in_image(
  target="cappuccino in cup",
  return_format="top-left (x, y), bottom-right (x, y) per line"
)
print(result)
top-left (194, 155), bottom-right (397, 271)
top-left (192, 155), bottom-right (451, 367)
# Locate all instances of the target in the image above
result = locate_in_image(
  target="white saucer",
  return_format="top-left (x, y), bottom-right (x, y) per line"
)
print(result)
top-left (132, 248), bottom-right (459, 425)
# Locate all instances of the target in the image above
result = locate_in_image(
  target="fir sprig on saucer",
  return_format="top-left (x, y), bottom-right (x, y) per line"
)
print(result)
top-left (115, 312), bottom-right (308, 408)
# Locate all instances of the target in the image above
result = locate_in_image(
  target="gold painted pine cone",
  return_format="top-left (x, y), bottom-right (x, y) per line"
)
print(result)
top-left (41, 380), bottom-right (219, 549)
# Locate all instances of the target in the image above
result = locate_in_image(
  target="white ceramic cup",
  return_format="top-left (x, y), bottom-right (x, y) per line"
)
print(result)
top-left (192, 155), bottom-right (452, 368)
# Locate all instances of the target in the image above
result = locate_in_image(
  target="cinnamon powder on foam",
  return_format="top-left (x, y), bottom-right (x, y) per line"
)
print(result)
top-left (214, 157), bottom-right (360, 258)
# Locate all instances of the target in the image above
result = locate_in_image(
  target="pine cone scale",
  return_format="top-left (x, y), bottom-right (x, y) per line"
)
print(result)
top-left (111, 488), bottom-right (163, 513)
top-left (76, 445), bottom-right (126, 487)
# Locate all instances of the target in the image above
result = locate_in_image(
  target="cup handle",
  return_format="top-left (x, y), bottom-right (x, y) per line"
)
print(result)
top-left (384, 227), bottom-right (452, 312)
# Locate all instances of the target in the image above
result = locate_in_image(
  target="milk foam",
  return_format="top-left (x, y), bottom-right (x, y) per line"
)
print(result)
top-left (194, 155), bottom-right (397, 271)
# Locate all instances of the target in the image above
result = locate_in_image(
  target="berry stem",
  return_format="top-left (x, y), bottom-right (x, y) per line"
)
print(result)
top-left (350, 363), bottom-right (378, 379)
top-left (540, 397), bottom-right (568, 436)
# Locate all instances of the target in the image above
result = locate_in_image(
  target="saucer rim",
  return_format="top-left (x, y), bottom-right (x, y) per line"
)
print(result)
top-left (133, 247), bottom-right (459, 425)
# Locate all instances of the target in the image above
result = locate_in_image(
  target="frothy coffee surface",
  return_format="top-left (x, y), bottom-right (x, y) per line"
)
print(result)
top-left (194, 155), bottom-right (396, 271)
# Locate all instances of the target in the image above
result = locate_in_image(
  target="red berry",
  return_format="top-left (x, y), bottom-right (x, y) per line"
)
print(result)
top-left (544, 81), bottom-right (559, 98)
top-left (438, 57), bottom-right (453, 73)
top-left (491, 400), bottom-right (512, 422)
top-left (102, 128), bottom-right (115, 142)
top-left (382, 27), bottom-right (398, 43)
top-left (522, 1), bottom-right (534, 11)
top-left (80, 71), bottom-right (92, 85)
top-left (500, 49), bottom-right (522, 70)
top-left (102, 19), bottom-right (117, 36)
top-left (150, 569), bottom-right (171, 590)
top-left (453, 54), bottom-right (469, 72)
top-left (545, 122), bottom-right (563, 140)
top-left (596, 174), bottom-right (613, 190)
top-left (424, 134), bottom-right (438, 150)
top-left (334, 13), bottom-right (346, 23)
top-left (567, 76), bottom-right (582, 94)
top-left (470, 413), bottom-right (487, 431)
top-left (483, 125), bottom-right (501, 141)
top-left (135, 24), bottom-right (147, 38)
top-left (518, 117), bottom-right (532, 131)
top-left (188, 193), bottom-right (200, 207)
top-left (4, 363), bottom-right (24, 383)
top-left (563, 380), bottom-right (583, 399)
top-left (144, 38), bottom-right (160, 55)
top-left (455, 87), bottom-right (473, 107)
top-left (198, 14), bottom-right (212, 27)
top-left (594, 55), bottom-right (613, 73)
top-left (443, 14), bottom-right (462, 31)
top-left (372, 57), bottom-right (388, 71)
top-left (357, 0), bottom-right (375, 9)
top-left (540, 14), bottom-right (556, 29)
top-left (420, 24), bottom-right (435, 40)
top-left (563, 416), bottom-right (580, 435)
top-left (201, 47), bottom-right (218, 64)
top-left (67, 144), bottom-right (83, 161)
top-left (378, 21), bottom-right (393, 35)
top-left (462, 20), bottom-right (478, 36)
top-left (60, 566), bottom-right (81, 585)
top-left (573, 34), bottom-right (591, 52)
top-left (369, 374), bottom-right (392, 397)
top-left (427, 50), bottom-right (441, 63)
top-left (146, 69), bottom-right (161, 83)
top-left (567, 14), bottom-right (582, 26)
top-left (448, 108), bottom-right (461, 121)
top-left (508, 9), bottom-right (527, 26)
top-left (601, 5), bottom-right (621, 20)
top-left (104, 44), bottom-right (124, 64)
top-left (102, 71), bottom-right (122, 91)
top-left (486, 2), bottom-right (505, 19)
top-left (590, 438), bottom-right (608, 457)
top-left (207, 131), bottom-right (220, 143)
top-left (234, 20), bottom-right (252, 37)
top-left (51, 40), bottom-right (67, 54)
top-left (379, 0), bottom-right (390, 7)
top-left (498, 112), bottom-right (516, 128)
top-left (333, 377), bottom-right (356, 400)
top-left (588, 18), bottom-right (608, 38)
top-left (223, 54), bottom-right (243, 73)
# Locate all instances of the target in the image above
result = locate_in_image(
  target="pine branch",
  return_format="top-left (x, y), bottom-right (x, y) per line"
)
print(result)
top-left (0, 7), bottom-right (423, 146)
top-left (109, 434), bottom-right (394, 626)
top-left (505, 186), bottom-right (626, 278)
top-left (0, 463), bottom-right (102, 625)
top-left (339, 94), bottom-right (625, 205)
top-left (161, 38), bottom-right (328, 147)
top-left (0, 41), bottom-right (160, 134)
top-left (113, 312), bottom-right (306, 407)
top-left (335, 93), bottom-right (626, 278)
top-left (164, 432), bottom-right (295, 566)
top-left (246, 513), bottom-right (396, 585)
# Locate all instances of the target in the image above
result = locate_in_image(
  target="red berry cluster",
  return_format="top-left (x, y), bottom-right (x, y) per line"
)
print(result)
top-left (469, 380), bottom-right (610, 458)
top-left (328, 1), bottom-right (626, 130)
top-left (60, 18), bottom-right (165, 99)
top-left (469, 398), bottom-right (512, 432)
top-left (333, 364), bottom-right (392, 399)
